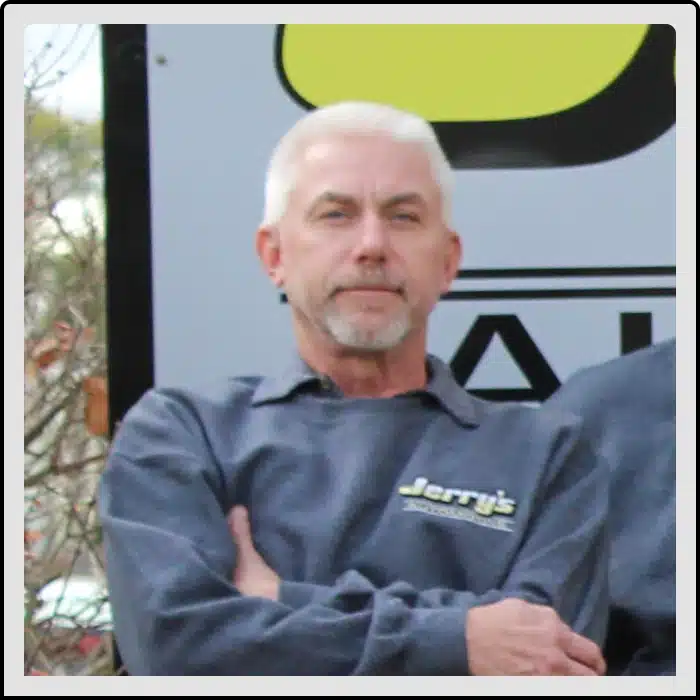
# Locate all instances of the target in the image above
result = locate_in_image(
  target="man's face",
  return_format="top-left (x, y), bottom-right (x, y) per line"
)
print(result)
top-left (258, 131), bottom-right (462, 352)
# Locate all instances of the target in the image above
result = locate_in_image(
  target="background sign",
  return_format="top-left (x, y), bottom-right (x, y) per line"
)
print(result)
top-left (102, 23), bottom-right (675, 415)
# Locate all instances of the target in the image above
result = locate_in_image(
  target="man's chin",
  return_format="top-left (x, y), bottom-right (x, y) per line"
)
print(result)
top-left (323, 315), bottom-right (412, 352)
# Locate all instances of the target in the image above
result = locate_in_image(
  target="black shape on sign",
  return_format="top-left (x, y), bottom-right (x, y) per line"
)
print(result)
top-left (446, 265), bottom-right (676, 301)
top-left (443, 287), bottom-right (674, 301)
top-left (620, 312), bottom-right (653, 355)
top-left (450, 315), bottom-right (561, 403)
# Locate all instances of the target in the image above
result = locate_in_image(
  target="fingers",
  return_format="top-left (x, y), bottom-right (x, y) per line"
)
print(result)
top-left (228, 505), bottom-right (254, 556)
top-left (553, 658), bottom-right (599, 676)
top-left (561, 628), bottom-right (606, 675)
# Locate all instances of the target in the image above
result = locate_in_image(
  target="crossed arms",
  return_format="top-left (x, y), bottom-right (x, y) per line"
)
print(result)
top-left (99, 390), bottom-right (610, 676)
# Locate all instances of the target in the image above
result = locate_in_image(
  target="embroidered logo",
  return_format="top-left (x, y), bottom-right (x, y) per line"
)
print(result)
top-left (398, 476), bottom-right (518, 532)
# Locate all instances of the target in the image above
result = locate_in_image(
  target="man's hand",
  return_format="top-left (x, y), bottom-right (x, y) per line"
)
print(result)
top-left (228, 505), bottom-right (280, 601)
top-left (466, 598), bottom-right (607, 676)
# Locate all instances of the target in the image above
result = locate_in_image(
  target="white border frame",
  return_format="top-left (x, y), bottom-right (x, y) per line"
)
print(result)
top-left (7, 4), bottom-right (695, 695)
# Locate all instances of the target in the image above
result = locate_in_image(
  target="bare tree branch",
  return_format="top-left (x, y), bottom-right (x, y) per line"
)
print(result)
top-left (24, 25), bottom-right (64, 84)
top-left (25, 452), bottom-right (107, 490)
top-left (25, 25), bottom-right (96, 95)
top-left (24, 25), bottom-right (113, 676)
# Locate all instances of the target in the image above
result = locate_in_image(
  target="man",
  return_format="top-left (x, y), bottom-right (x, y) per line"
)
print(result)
top-left (544, 338), bottom-right (676, 675)
top-left (99, 101), bottom-right (609, 676)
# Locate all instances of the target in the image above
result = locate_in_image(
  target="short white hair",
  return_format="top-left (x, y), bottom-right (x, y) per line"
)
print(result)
top-left (261, 101), bottom-right (454, 228)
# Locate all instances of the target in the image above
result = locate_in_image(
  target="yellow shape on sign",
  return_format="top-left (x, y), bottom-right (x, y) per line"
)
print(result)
top-left (280, 24), bottom-right (650, 122)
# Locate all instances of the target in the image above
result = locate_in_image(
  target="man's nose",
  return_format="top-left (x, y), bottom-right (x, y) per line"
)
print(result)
top-left (352, 215), bottom-right (390, 262)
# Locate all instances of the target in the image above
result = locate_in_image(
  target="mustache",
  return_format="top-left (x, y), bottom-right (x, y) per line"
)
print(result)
top-left (329, 270), bottom-right (405, 296)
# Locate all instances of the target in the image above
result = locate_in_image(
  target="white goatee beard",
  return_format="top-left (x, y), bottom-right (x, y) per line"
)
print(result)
top-left (321, 307), bottom-right (412, 351)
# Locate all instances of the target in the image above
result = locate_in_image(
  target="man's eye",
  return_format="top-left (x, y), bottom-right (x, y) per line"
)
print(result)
top-left (393, 212), bottom-right (420, 222)
top-left (322, 210), bottom-right (347, 219)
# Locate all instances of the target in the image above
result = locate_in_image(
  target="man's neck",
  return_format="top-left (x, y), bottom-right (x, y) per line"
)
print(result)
top-left (297, 333), bottom-right (429, 399)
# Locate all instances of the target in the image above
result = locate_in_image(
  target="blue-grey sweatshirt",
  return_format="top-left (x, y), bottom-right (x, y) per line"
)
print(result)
top-left (544, 339), bottom-right (676, 676)
top-left (98, 354), bottom-right (609, 676)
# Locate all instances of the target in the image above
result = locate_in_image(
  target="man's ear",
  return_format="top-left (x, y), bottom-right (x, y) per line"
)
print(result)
top-left (440, 230), bottom-right (462, 294)
top-left (255, 226), bottom-right (284, 288)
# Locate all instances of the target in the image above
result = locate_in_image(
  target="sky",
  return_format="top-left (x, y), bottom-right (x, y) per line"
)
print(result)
top-left (24, 23), bottom-right (103, 121)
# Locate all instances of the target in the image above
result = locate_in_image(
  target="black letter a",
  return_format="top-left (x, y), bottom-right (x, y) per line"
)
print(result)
top-left (450, 315), bottom-right (560, 403)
